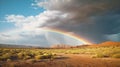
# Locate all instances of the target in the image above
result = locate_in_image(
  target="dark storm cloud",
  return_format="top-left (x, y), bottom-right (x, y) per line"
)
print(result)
top-left (37, 0), bottom-right (120, 43)
top-left (41, 0), bottom-right (120, 22)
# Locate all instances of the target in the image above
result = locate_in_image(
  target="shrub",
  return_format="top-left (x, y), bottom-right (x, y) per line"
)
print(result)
top-left (112, 54), bottom-right (120, 58)
top-left (43, 53), bottom-right (53, 59)
top-left (96, 53), bottom-right (105, 58)
top-left (35, 55), bottom-right (42, 60)
top-left (0, 56), bottom-right (5, 61)
top-left (1, 53), bottom-right (12, 61)
top-left (52, 55), bottom-right (62, 59)
top-left (23, 55), bottom-right (31, 60)
top-left (7, 59), bottom-right (12, 62)
top-left (17, 53), bottom-right (24, 59)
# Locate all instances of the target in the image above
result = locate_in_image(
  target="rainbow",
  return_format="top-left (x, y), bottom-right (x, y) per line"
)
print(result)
top-left (43, 28), bottom-right (92, 44)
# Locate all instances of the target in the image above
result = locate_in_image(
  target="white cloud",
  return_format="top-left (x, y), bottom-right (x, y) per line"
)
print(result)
top-left (5, 10), bottom-right (66, 30)
top-left (0, 28), bottom-right (48, 46)
top-left (1, 10), bottom-right (70, 46)
top-left (33, 0), bottom-right (74, 10)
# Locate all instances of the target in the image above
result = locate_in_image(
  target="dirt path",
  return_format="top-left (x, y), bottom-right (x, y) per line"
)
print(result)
top-left (1, 54), bottom-right (120, 67)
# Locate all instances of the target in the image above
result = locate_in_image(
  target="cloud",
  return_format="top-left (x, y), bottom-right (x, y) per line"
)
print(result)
top-left (1, 0), bottom-right (120, 46)
top-left (106, 33), bottom-right (120, 41)
top-left (5, 10), bottom-right (69, 29)
top-left (0, 28), bottom-right (47, 46)
top-left (1, 10), bottom-right (85, 46)
top-left (5, 14), bottom-right (45, 29)
top-left (32, 0), bottom-right (120, 43)
top-left (34, 0), bottom-right (120, 23)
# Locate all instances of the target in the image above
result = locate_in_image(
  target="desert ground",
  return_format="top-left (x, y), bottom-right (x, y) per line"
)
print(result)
top-left (0, 41), bottom-right (120, 67)
top-left (1, 54), bottom-right (120, 67)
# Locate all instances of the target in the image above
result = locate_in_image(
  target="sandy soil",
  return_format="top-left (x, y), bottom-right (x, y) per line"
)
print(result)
top-left (1, 54), bottom-right (120, 67)
top-left (61, 54), bottom-right (120, 67)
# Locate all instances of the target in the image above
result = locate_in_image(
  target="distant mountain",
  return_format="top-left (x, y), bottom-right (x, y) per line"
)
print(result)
top-left (1, 41), bottom-right (119, 48)
top-left (0, 44), bottom-right (45, 48)
top-left (98, 41), bottom-right (120, 47)
top-left (88, 41), bottom-right (120, 47)
top-left (50, 41), bottom-right (120, 48)
top-left (0, 44), bottom-right (33, 48)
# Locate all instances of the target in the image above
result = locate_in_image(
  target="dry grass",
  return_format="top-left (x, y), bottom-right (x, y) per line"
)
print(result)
top-left (0, 46), bottom-right (120, 67)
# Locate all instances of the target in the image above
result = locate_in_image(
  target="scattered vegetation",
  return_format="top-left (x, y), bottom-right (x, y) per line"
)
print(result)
top-left (51, 46), bottom-right (120, 58)
top-left (0, 45), bottom-right (120, 62)
top-left (0, 48), bottom-right (56, 61)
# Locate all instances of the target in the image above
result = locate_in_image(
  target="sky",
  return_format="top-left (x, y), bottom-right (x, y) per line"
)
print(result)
top-left (0, 0), bottom-right (120, 47)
